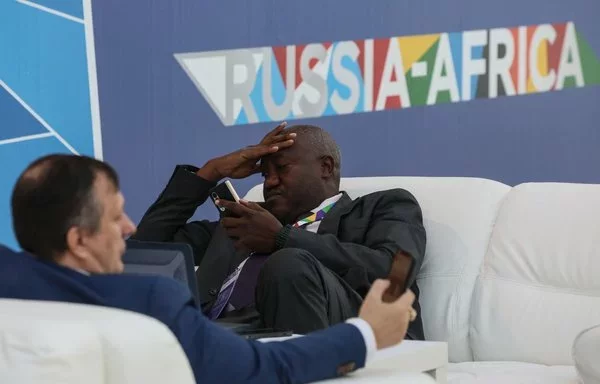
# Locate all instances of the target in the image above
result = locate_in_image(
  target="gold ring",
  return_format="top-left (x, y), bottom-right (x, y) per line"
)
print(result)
top-left (409, 308), bottom-right (417, 322)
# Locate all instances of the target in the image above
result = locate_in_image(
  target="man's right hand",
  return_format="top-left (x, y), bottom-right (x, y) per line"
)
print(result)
top-left (197, 122), bottom-right (296, 182)
top-left (359, 279), bottom-right (416, 350)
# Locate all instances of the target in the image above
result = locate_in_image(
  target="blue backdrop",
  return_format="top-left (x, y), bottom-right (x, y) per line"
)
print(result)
top-left (1, 0), bottom-right (599, 248)
top-left (0, 0), bottom-right (99, 249)
top-left (93, 0), bottom-right (600, 224)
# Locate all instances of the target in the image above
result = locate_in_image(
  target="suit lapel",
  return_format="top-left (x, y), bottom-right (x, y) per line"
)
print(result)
top-left (195, 225), bottom-right (242, 306)
top-left (317, 192), bottom-right (354, 235)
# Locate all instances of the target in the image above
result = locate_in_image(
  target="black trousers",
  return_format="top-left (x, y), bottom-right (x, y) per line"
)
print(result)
top-left (254, 248), bottom-right (363, 334)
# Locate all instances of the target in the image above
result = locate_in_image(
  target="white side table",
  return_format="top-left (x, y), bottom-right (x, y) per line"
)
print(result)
top-left (314, 341), bottom-right (448, 384)
top-left (260, 337), bottom-right (448, 384)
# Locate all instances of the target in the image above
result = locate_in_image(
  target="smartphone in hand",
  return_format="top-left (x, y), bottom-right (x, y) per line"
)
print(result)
top-left (208, 180), bottom-right (241, 217)
top-left (382, 250), bottom-right (417, 303)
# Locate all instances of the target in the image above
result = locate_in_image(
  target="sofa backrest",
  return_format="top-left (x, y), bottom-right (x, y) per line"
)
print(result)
top-left (0, 299), bottom-right (195, 384)
top-left (471, 182), bottom-right (600, 365)
top-left (245, 176), bottom-right (511, 362)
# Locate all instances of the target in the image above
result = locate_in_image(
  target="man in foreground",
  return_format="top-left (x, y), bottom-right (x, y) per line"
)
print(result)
top-left (134, 123), bottom-right (426, 338)
top-left (0, 154), bottom-right (416, 383)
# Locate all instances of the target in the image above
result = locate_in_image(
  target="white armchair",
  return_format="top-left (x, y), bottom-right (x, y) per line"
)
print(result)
top-left (0, 299), bottom-right (195, 384)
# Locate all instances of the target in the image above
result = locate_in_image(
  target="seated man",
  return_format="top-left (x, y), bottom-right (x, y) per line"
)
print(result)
top-left (134, 123), bottom-right (426, 338)
top-left (0, 154), bottom-right (417, 384)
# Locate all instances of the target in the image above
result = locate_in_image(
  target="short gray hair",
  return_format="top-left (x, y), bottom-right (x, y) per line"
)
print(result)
top-left (286, 125), bottom-right (341, 185)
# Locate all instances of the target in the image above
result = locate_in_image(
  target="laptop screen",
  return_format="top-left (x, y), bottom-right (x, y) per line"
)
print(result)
top-left (123, 249), bottom-right (188, 284)
top-left (122, 240), bottom-right (200, 307)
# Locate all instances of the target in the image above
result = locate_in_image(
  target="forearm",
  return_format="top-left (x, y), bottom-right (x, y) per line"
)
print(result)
top-left (180, 314), bottom-right (367, 384)
top-left (134, 165), bottom-right (217, 241)
top-left (257, 323), bottom-right (367, 382)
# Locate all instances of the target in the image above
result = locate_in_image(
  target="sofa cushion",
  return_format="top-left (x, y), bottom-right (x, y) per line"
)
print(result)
top-left (246, 176), bottom-right (511, 362)
top-left (0, 318), bottom-right (103, 384)
top-left (448, 361), bottom-right (578, 384)
top-left (0, 299), bottom-right (195, 384)
top-left (472, 182), bottom-right (600, 365)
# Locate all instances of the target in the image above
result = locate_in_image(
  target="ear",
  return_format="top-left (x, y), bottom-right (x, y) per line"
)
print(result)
top-left (319, 155), bottom-right (335, 179)
top-left (65, 226), bottom-right (90, 261)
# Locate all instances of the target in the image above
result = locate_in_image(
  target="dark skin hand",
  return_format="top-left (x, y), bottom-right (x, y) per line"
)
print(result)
top-left (218, 199), bottom-right (283, 253)
top-left (197, 122), bottom-right (296, 182)
top-left (193, 121), bottom-right (296, 251)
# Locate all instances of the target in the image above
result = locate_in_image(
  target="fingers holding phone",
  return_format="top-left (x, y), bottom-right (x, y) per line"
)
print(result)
top-left (211, 181), bottom-right (283, 253)
top-left (359, 279), bottom-right (416, 350)
top-left (209, 180), bottom-right (241, 217)
top-left (358, 250), bottom-right (419, 350)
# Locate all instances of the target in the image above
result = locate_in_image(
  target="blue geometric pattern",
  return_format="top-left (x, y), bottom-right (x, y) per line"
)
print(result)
top-left (27, 0), bottom-right (84, 19)
top-left (0, 0), bottom-right (99, 249)
top-left (0, 86), bottom-right (48, 141)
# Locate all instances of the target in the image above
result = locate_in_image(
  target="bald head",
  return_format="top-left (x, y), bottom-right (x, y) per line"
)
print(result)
top-left (284, 125), bottom-right (342, 187)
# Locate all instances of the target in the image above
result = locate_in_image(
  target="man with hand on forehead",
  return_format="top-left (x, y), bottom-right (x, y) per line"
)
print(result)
top-left (135, 122), bottom-right (426, 340)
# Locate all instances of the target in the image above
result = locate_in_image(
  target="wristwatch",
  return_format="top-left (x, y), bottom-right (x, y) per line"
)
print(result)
top-left (274, 225), bottom-right (292, 250)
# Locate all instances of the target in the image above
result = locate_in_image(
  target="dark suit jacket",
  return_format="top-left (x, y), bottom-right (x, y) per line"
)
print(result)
top-left (0, 245), bottom-right (366, 384)
top-left (135, 165), bottom-right (427, 339)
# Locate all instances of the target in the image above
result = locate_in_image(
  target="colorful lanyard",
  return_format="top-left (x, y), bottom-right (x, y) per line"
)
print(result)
top-left (292, 201), bottom-right (336, 228)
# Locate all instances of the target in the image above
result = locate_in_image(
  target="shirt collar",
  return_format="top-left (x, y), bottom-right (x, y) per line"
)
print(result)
top-left (310, 193), bottom-right (343, 214)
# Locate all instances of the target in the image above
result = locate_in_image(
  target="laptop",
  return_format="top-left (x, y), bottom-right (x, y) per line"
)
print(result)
top-left (123, 240), bottom-right (291, 338)
top-left (123, 239), bottom-right (201, 307)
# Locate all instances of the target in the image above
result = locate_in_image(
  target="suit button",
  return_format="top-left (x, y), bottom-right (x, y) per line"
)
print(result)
top-left (208, 289), bottom-right (218, 296)
top-left (336, 362), bottom-right (356, 376)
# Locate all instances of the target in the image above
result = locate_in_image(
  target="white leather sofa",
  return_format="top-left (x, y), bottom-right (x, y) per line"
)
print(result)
top-left (1, 176), bottom-right (598, 383)
top-left (247, 176), bottom-right (600, 383)
top-left (0, 299), bottom-right (195, 384)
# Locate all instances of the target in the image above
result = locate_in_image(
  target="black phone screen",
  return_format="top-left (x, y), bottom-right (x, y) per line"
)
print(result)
top-left (382, 250), bottom-right (416, 303)
top-left (208, 181), bottom-right (239, 217)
